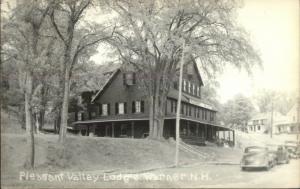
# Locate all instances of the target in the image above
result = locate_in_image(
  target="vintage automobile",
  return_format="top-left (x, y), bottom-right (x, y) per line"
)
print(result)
top-left (240, 146), bottom-right (276, 171)
top-left (285, 141), bottom-right (300, 159)
top-left (266, 144), bottom-right (290, 164)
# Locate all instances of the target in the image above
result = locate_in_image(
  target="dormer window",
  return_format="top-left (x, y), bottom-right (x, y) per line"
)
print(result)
top-left (123, 72), bottom-right (136, 86)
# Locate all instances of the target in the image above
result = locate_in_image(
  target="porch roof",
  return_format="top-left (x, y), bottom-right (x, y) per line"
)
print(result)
top-left (167, 89), bottom-right (217, 111)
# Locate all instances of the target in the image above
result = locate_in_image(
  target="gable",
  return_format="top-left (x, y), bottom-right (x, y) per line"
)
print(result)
top-left (91, 69), bottom-right (120, 103)
top-left (91, 60), bottom-right (204, 103)
top-left (183, 60), bottom-right (204, 86)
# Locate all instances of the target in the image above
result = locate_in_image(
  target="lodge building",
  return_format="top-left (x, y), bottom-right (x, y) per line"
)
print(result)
top-left (69, 62), bottom-right (234, 145)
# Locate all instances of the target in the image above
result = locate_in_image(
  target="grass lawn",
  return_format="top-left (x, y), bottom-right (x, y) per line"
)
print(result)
top-left (1, 132), bottom-right (204, 186)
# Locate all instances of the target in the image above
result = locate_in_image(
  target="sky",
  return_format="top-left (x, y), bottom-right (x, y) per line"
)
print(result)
top-left (217, 0), bottom-right (299, 102)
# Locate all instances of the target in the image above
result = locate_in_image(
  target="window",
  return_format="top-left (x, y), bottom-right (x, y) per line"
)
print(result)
top-left (188, 82), bottom-right (191, 93)
top-left (197, 86), bottom-right (200, 97)
top-left (192, 84), bottom-right (196, 95)
top-left (171, 100), bottom-right (177, 113)
top-left (135, 101), bottom-right (141, 113)
top-left (132, 100), bottom-right (144, 113)
top-left (121, 125), bottom-right (127, 135)
top-left (258, 125), bottom-right (261, 130)
top-left (91, 112), bottom-right (96, 119)
top-left (119, 103), bottom-right (124, 114)
top-left (123, 73), bottom-right (136, 85)
top-left (116, 102), bottom-right (127, 114)
top-left (102, 104), bottom-right (108, 116)
top-left (210, 112), bottom-right (215, 121)
top-left (77, 112), bottom-right (82, 121)
top-left (188, 106), bottom-right (192, 116)
top-left (100, 103), bottom-right (110, 116)
top-left (185, 104), bottom-right (189, 116)
top-left (78, 96), bottom-right (82, 105)
top-left (183, 80), bottom-right (187, 91)
top-left (197, 107), bottom-right (200, 118)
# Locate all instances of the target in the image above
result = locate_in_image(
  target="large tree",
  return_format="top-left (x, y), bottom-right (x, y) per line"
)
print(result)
top-left (49, 0), bottom-right (114, 143)
top-left (221, 94), bottom-right (255, 130)
top-left (2, 0), bottom-right (53, 168)
top-left (105, 0), bottom-right (261, 139)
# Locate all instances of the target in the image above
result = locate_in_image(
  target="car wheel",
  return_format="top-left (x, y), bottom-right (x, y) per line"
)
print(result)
top-left (271, 161), bottom-right (275, 167)
top-left (265, 163), bottom-right (271, 171)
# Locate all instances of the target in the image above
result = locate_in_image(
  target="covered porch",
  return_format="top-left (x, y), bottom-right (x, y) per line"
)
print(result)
top-left (69, 118), bottom-right (149, 138)
top-left (69, 117), bottom-right (235, 146)
top-left (163, 118), bottom-right (235, 147)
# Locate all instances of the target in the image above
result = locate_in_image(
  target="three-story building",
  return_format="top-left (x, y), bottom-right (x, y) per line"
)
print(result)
top-left (69, 62), bottom-right (233, 144)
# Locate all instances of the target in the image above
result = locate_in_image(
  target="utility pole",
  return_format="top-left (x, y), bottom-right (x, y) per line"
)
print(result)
top-left (297, 96), bottom-right (300, 142)
top-left (297, 61), bottom-right (300, 142)
top-left (270, 99), bottom-right (274, 138)
top-left (175, 40), bottom-right (185, 167)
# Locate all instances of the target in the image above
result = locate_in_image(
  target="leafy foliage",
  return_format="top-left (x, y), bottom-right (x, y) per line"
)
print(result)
top-left (221, 94), bottom-right (255, 129)
top-left (254, 89), bottom-right (296, 115)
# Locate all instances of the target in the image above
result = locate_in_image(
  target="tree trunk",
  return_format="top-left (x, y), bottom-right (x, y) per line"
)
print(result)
top-left (55, 111), bottom-right (61, 134)
top-left (59, 68), bottom-right (70, 143)
top-left (24, 73), bottom-right (35, 169)
top-left (148, 96), bottom-right (154, 137)
top-left (148, 93), bottom-right (166, 140)
top-left (39, 110), bottom-right (45, 130)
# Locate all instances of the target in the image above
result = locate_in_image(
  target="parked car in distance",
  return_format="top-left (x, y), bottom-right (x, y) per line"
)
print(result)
top-left (266, 144), bottom-right (289, 164)
top-left (284, 141), bottom-right (300, 159)
top-left (240, 146), bottom-right (276, 171)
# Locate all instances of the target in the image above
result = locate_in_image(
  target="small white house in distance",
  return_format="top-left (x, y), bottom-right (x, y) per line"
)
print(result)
top-left (274, 104), bottom-right (300, 134)
top-left (247, 112), bottom-right (286, 134)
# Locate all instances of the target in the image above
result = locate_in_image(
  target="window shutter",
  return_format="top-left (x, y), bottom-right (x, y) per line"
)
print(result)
top-left (115, 103), bottom-right (118, 114)
top-left (133, 73), bottom-right (136, 84)
top-left (108, 103), bottom-right (110, 115)
top-left (123, 73), bottom-right (126, 85)
top-left (75, 111), bottom-right (78, 121)
top-left (124, 102), bottom-right (127, 114)
top-left (89, 111), bottom-right (91, 119)
top-left (99, 104), bottom-right (102, 116)
top-left (141, 101), bottom-right (144, 113)
top-left (132, 101), bottom-right (135, 113)
top-left (181, 104), bottom-right (183, 114)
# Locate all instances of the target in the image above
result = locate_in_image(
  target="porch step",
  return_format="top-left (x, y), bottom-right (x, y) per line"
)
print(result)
top-left (180, 141), bottom-right (211, 159)
top-left (181, 136), bottom-right (206, 146)
top-left (170, 140), bottom-right (211, 159)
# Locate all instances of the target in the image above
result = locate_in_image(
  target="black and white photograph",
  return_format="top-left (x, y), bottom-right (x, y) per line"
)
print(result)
top-left (1, 0), bottom-right (299, 188)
